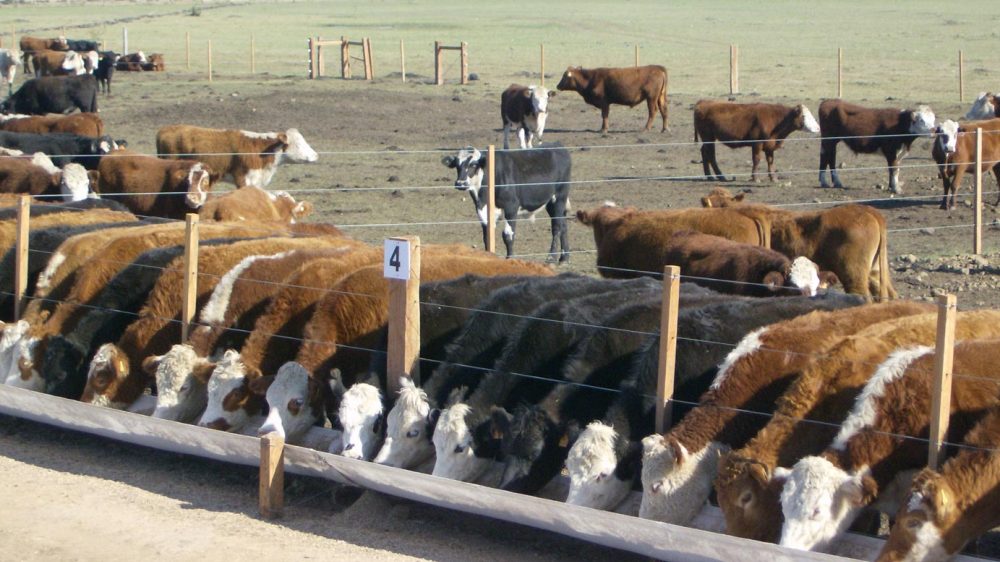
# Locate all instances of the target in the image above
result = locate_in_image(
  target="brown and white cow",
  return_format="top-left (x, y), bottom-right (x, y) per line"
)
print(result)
top-left (97, 149), bottom-right (214, 219)
top-left (500, 84), bottom-right (555, 149)
top-left (31, 49), bottom-right (85, 77)
top-left (197, 186), bottom-right (314, 224)
top-left (818, 99), bottom-right (935, 194)
top-left (0, 155), bottom-right (91, 201)
top-left (156, 125), bottom-right (319, 188)
top-left (114, 51), bottom-right (147, 71)
top-left (964, 92), bottom-right (1000, 120)
top-left (930, 118), bottom-right (1000, 210)
top-left (556, 65), bottom-right (668, 133)
top-left (0, 112), bottom-right (104, 137)
top-left (19, 36), bottom-right (68, 74)
top-left (694, 100), bottom-right (820, 182)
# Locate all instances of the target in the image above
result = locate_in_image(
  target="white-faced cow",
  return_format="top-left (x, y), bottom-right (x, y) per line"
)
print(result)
top-left (964, 92), bottom-right (1000, 120)
top-left (0, 49), bottom-right (18, 96)
top-left (693, 100), bottom-right (820, 182)
top-left (501, 84), bottom-right (555, 150)
top-left (442, 144), bottom-right (571, 263)
top-left (931, 118), bottom-right (1000, 210)
top-left (817, 99), bottom-right (935, 194)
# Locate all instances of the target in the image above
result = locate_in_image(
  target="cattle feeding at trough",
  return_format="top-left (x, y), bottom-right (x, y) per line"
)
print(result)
top-left (556, 65), bottom-right (668, 133)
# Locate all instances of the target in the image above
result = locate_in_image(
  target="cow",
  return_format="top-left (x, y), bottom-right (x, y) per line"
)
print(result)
top-left (65, 40), bottom-right (99, 53)
top-left (817, 99), bottom-right (936, 194)
top-left (198, 186), bottom-right (314, 224)
top-left (81, 51), bottom-right (99, 75)
top-left (713, 310), bottom-right (1000, 544)
top-left (114, 51), bottom-right (147, 71)
top-left (777, 339), bottom-right (1000, 553)
top-left (693, 100), bottom-right (820, 182)
top-left (156, 125), bottom-right (319, 188)
top-left (556, 65), bottom-right (668, 133)
top-left (876, 404), bottom-right (1000, 562)
top-left (931, 118), bottom-right (1000, 210)
top-left (964, 92), bottom-right (1000, 120)
top-left (0, 48), bottom-right (18, 96)
top-left (31, 49), bottom-right (85, 77)
top-left (634, 302), bottom-right (930, 524)
top-left (442, 144), bottom-right (571, 262)
top-left (0, 74), bottom-right (98, 115)
top-left (1, 113), bottom-right (104, 137)
top-left (500, 84), bottom-right (554, 149)
top-left (95, 51), bottom-right (118, 95)
top-left (144, 53), bottom-right (165, 72)
top-left (0, 156), bottom-right (91, 201)
top-left (18, 36), bottom-right (68, 74)
top-left (96, 149), bottom-right (214, 219)
top-left (0, 130), bottom-right (114, 170)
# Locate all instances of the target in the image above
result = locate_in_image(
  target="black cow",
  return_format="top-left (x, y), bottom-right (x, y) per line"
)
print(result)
top-left (442, 144), bottom-right (571, 263)
top-left (65, 39), bottom-right (99, 53)
top-left (1, 74), bottom-right (98, 115)
top-left (95, 51), bottom-right (118, 95)
top-left (0, 131), bottom-right (115, 170)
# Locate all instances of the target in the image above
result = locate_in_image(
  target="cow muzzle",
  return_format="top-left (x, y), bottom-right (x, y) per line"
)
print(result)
top-left (200, 418), bottom-right (231, 431)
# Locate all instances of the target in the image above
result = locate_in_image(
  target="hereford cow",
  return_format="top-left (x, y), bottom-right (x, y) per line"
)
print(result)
top-left (198, 186), bottom-right (313, 224)
top-left (931, 118), bottom-right (1000, 210)
top-left (95, 51), bottom-right (118, 95)
top-left (32, 49), bottom-right (85, 77)
top-left (0, 130), bottom-right (114, 169)
top-left (817, 99), bottom-right (935, 193)
top-left (443, 144), bottom-right (571, 262)
top-left (0, 49), bottom-right (17, 96)
top-left (501, 84), bottom-right (554, 149)
top-left (0, 156), bottom-right (91, 200)
top-left (0, 74), bottom-right (98, 115)
top-left (97, 149), bottom-right (214, 219)
top-left (556, 65), bottom-right (668, 133)
top-left (114, 51), bottom-right (147, 71)
top-left (18, 36), bottom-right (68, 74)
top-left (156, 125), bottom-right (318, 188)
top-left (694, 100), bottom-right (820, 182)
top-left (964, 92), bottom-right (1000, 120)
top-left (1, 113), bottom-right (104, 137)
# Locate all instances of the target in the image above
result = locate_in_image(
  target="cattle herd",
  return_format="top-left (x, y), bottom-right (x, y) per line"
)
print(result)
top-left (1, 32), bottom-right (999, 562)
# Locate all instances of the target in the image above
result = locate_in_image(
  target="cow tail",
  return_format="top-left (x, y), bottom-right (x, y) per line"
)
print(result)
top-left (877, 220), bottom-right (892, 301)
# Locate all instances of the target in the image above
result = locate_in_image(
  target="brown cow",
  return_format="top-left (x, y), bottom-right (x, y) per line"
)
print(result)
top-left (97, 149), bottom-right (214, 219)
top-left (693, 100), bottom-right (820, 182)
top-left (198, 186), bottom-right (313, 224)
top-left (930, 118), bottom-right (1000, 210)
top-left (556, 65), bottom-right (668, 133)
top-left (0, 112), bottom-right (104, 137)
top-left (0, 156), bottom-right (91, 200)
top-left (31, 49), bottom-right (85, 77)
top-left (142, 53), bottom-right (165, 72)
top-left (818, 99), bottom-right (936, 194)
top-left (156, 125), bottom-right (319, 188)
top-left (19, 36), bottom-right (68, 74)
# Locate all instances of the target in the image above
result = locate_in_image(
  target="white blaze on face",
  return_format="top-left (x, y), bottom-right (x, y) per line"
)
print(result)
top-left (639, 436), bottom-right (729, 524)
top-left (887, 493), bottom-right (949, 562)
top-left (257, 361), bottom-right (318, 443)
top-left (565, 422), bottom-right (631, 510)
top-left (936, 120), bottom-right (960, 154)
top-left (151, 344), bottom-right (210, 423)
top-left (432, 403), bottom-right (492, 482)
top-left (374, 378), bottom-right (435, 468)
top-left (338, 383), bottom-right (383, 460)
top-left (787, 257), bottom-right (821, 296)
top-left (799, 105), bottom-right (821, 133)
top-left (778, 456), bottom-right (867, 552)
top-left (965, 92), bottom-right (996, 120)
top-left (282, 128), bottom-right (319, 163)
top-left (59, 163), bottom-right (90, 202)
top-left (185, 163), bottom-right (209, 208)
top-left (909, 106), bottom-right (936, 136)
top-left (199, 350), bottom-right (251, 431)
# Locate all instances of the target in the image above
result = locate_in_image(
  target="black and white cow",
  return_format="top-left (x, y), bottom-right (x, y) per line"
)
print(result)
top-left (442, 144), bottom-right (571, 263)
top-left (65, 39), bottom-right (99, 53)
top-left (0, 130), bottom-right (115, 169)
top-left (0, 74), bottom-right (98, 115)
top-left (501, 84), bottom-right (555, 150)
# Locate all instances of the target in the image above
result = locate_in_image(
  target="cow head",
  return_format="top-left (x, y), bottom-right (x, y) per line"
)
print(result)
top-left (59, 163), bottom-right (91, 202)
top-left (198, 349), bottom-right (262, 432)
top-left (95, 135), bottom-right (116, 154)
top-left (556, 66), bottom-right (583, 92)
top-left (907, 105), bottom-right (936, 136)
top-left (496, 404), bottom-right (576, 493)
top-left (763, 256), bottom-right (823, 296)
top-left (715, 452), bottom-right (788, 542)
top-left (431, 390), bottom-right (495, 483)
top-left (83, 50), bottom-right (99, 73)
top-left (272, 190), bottom-right (314, 224)
top-left (527, 85), bottom-right (555, 114)
top-left (965, 92), bottom-right (999, 120)
top-left (795, 105), bottom-right (821, 133)
top-left (337, 379), bottom-right (385, 461)
top-left (565, 421), bottom-right (635, 511)
top-left (933, 119), bottom-right (960, 155)
top-left (148, 344), bottom-right (216, 423)
top-left (442, 147), bottom-right (486, 193)
top-left (640, 435), bottom-right (730, 525)
top-left (182, 162), bottom-right (212, 208)
top-left (53, 36), bottom-right (69, 50)
top-left (279, 128), bottom-right (319, 163)
top-left (80, 343), bottom-right (133, 409)
top-left (374, 377), bottom-right (439, 469)
top-left (877, 469), bottom-right (956, 562)
top-left (700, 187), bottom-right (747, 208)
top-left (255, 361), bottom-right (326, 443)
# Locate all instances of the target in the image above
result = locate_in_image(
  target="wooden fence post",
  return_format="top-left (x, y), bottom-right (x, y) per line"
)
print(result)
top-left (250, 34), bottom-right (256, 74)
top-left (655, 265), bottom-right (681, 434)
top-left (928, 294), bottom-right (957, 470)
top-left (486, 145), bottom-right (496, 255)
top-left (341, 36), bottom-right (350, 79)
top-left (308, 37), bottom-right (315, 79)
top-left (259, 433), bottom-right (285, 519)
top-left (122, 27), bottom-right (128, 56)
top-left (186, 31), bottom-right (190, 71)
top-left (730, 44), bottom-right (739, 95)
top-left (838, 47), bottom-right (843, 99)
top-left (207, 40), bottom-right (212, 82)
top-left (460, 41), bottom-right (468, 85)
top-left (434, 41), bottom-right (442, 85)
top-left (400, 39), bottom-right (406, 82)
top-left (317, 36), bottom-right (325, 78)
top-left (14, 195), bottom-right (29, 321)
top-left (363, 37), bottom-right (373, 80)
top-left (181, 214), bottom-right (199, 342)
top-left (975, 127), bottom-right (983, 255)
top-left (959, 50), bottom-right (964, 103)
top-left (540, 44), bottom-right (545, 87)
top-left (385, 236), bottom-right (422, 395)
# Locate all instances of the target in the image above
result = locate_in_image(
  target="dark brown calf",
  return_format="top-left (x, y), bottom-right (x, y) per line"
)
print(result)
top-left (556, 65), bottom-right (668, 133)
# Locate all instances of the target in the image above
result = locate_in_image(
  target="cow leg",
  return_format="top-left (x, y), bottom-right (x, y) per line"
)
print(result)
top-left (501, 211), bottom-right (516, 258)
top-left (502, 124), bottom-right (511, 151)
top-left (600, 104), bottom-right (610, 134)
top-left (643, 97), bottom-right (656, 131)
top-left (993, 165), bottom-right (1000, 206)
top-left (751, 144), bottom-right (763, 182)
top-left (545, 198), bottom-right (570, 263)
top-left (886, 146), bottom-right (908, 195)
top-left (819, 139), bottom-right (842, 188)
top-left (709, 143), bottom-right (726, 181)
top-left (940, 168), bottom-right (953, 210)
top-left (518, 127), bottom-right (529, 150)
top-left (950, 165), bottom-right (967, 211)
top-left (700, 143), bottom-right (714, 179)
top-left (765, 149), bottom-right (777, 182)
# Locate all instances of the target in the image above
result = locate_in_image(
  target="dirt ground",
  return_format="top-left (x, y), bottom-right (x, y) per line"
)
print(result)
top-left (3, 70), bottom-right (1000, 561)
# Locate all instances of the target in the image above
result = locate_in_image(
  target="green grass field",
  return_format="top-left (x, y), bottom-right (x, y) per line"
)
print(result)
top-left (3, 0), bottom-right (998, 103)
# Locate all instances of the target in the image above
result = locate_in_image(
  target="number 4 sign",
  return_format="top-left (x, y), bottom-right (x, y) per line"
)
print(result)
top-left (384, 238), bottom-right (411, 280)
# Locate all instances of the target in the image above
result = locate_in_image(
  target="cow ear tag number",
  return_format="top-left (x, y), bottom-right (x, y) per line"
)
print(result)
top-left (384, 239), bottom-right (411, 280)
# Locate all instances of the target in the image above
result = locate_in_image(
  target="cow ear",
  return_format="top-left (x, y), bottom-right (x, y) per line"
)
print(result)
top-left (841, 473), bottom-right (878, 507)
top-left (141, 354), bottom-right (162, 377)
top-left (762, 271), bottom-right (785, 291)
top-left (819, 271), bottom-right (840, 289)
top-left (191, 360), bottom-right (217, 384)
top-left (489, 407), bottom-right (513, 441)
top-left (441, 155), bottom-right (458, 168)
top-left (547, 90), bottom-right (556, 98)
top-left (751, 463), bottom-right (774, 486)
top-left (446, 386), bottom-right (467, 407)
top-left (522, 88), bottom-right (534, 99)
top-left (478, 155), bottom-right (488, 168)
top-left (293, 200), bottom-right (314, 218)
top-left (328, 368), bottom-right (346, 398)
top-left (248, 374), bottom-right (275, 396)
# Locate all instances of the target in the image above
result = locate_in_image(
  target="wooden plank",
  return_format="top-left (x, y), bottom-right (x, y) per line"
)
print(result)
top-left (655, 265), bottom-right (681, 434)
top-left (180, 214), bottom-right (199, 342)
top-left (386, 236), bottom-right (422, 394)
top-left (928, 293), bottom-right (957, 470)
top-left (974, 127), bottom-right (983, 255)
top-left (730, 44), bottom-right (738, 95)
top-left (259, 433), bottom-right (285, 519)
top-left (635, 44), bottom-right (639, 67)
top-left (14, 195), bottom-right (29, 321)
top-left (486, 145), bottom-right (496, 255)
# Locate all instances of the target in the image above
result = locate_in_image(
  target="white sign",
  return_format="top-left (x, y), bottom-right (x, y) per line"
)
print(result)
top-left (383, 239), bottom-right (410, 280)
